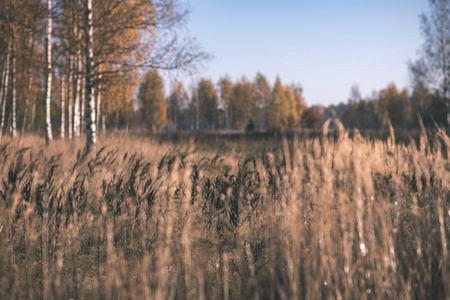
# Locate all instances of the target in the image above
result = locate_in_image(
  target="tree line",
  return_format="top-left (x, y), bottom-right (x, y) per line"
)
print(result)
top-left (341, 0), bottom-right (450, 130)
top-left (138, 70), bottom-right (324, 132)
top-left (0, 0), bottom-right (207, 149)
top-left (106, 0), bottom-right (450, 133)
top-left (320, 82), bottom-right (445, 131)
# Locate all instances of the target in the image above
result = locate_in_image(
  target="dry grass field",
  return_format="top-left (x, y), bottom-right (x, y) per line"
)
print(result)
top-left (0, 128), bottom-right (449, 299)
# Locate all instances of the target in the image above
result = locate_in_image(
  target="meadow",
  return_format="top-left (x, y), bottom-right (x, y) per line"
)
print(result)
top-left (0, 128), bottom-right (449, 299)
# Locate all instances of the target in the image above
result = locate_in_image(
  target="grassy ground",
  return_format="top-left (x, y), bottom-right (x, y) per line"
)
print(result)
top-left (0, 129), bottom-right (449, 299)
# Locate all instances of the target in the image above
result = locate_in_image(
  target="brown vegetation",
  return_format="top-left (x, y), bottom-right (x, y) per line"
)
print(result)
top-left (0, 129), bottom-right (449, 299)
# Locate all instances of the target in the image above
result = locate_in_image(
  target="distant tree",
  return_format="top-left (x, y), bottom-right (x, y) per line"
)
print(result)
top-left (426, 91), bottom-right (448, 125)
top-left (342, 100), bottom-right (381, 129)
top-left (416, 0), bottom-right (450, 126)
top-left (103, 71), bottom-right (137, 129)
top-left (196, 78), bottom-right (218, 129)
top-left (254, 72), bottom-right (271, 129)
top-left (268, 76), bottom-right (289, 128)
top-left (290, 83), bottom-right (307, 127)
top-left (378, 84), bottom-right (411, 129)
top-left (410, 82), bottom-right (432, 127)
top-left (138, 70), bottom-right (167, 132)
top-left (168, 81), bottom-right (188, 130)
top-left (217, 76), bottom-right (233, 129)
top-left (349, 84), bottom-right (362, 103)
top-left (301, 107), bottom-right (321, 129)
top-left (189, 85), bottom-right (199, 130)
top-left (284, 85), bottom-right (297, 128)
top-left (231, 77), bottom-right (257, 130)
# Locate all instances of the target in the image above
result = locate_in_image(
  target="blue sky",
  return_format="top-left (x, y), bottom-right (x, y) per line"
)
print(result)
top-left (180, 0), bottom-right (429, 106)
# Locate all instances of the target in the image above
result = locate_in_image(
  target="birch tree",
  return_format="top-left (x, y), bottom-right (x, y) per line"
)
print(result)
top-left (254, 72), bottom-right (271, 129)
top-left (85, 0), bottom-right (96, 151)
top-left (96, 73), bottom-right (102, 131)
top-left (418, 0), bottom-right (450, 126)
top-left (0, 42), bottom-right (11, 142)
top-left (168, 81), bottom-right (188, 130)
top-left (73, 21), bottom-right (81, 137)
top-left (218, 76), bottom-right (233, 130)
top-left (84, 0), bottom-right (208, 150)
top-left (45, 0), bottom-right (53, 144)
top-left (0, 0), bottom-right (208, 141)
top-left (11, 33), bottom-right (16, 138)
top-left (68, 56), bottom-right (74, 139)
top-left (61, 73), bottom-right (65, 139)
top-left (0, 56), bottom-right (8, 139)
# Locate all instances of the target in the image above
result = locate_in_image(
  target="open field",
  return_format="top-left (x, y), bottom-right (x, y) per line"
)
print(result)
top-left (0, 129), bottom-right (449, 299)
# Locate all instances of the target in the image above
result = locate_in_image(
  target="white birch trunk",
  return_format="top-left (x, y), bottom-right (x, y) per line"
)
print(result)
top-left (0, 56), bottom-right (7, 131)
top-left (81, 73), bottom-right (85, 133)
top-left (0, 42), bottom-right (11, 142)
top-left (96, 73), bottom-right (102, 130)
top-left (61, 74), bottom-right (65, 139)
top-left (45, 0), bottom-right (53, 144)
top-left (11, 39), bottom-right (16, 138)
top-left (74, 35), bottom-right (81, 137)
top-left (68, 56), bottom-right (73, 139)
top-left (85, 0), bottom-right (97, 151)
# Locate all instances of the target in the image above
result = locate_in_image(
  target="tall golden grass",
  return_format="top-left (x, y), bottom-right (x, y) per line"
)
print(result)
top-left (0, 129), bottom-right (449, 299)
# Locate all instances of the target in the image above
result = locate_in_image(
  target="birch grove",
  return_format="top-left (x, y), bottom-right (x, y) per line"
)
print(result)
top-left (0, 0), bottom-right (207, 149)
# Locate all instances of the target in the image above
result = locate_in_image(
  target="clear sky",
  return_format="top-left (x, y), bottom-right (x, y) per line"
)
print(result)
top-left (181, 0), bottom-right (429, 106)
